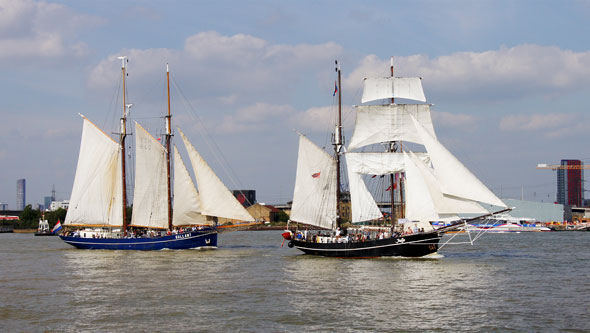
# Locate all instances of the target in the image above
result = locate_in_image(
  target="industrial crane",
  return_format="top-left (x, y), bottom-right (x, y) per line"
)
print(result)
top-left (536, 163), bottom-right (590, 170)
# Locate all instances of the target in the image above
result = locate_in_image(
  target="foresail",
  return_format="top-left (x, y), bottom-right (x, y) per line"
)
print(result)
top-left (65, 116), bottom-right (123, 227)
top-left (172, 146), bottom-right (209, 226)
top-left (348, 104), bottom-right (436, 150)
top-left (130, 122), bottom-right (169, 229)
top-left (361, 77), bottom-right (426, 104)
top-left (410, 115), bottom-right (507, 208)
top-left (290, 134), bottom-right (337, 230)
top-left (407, 151), bottom-right (488, 216)
top-left (178, 128), bottom-right (254, 222)
top-left (345, 154), bottom-right (383, 223)
top-left (403, 152), bottom-right (439, 224)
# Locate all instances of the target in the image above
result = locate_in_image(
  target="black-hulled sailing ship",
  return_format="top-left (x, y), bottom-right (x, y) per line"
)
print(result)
top-left (282, 59), bottom-right (508, 258)
top-left (59, 58), bottom-right (254, 250)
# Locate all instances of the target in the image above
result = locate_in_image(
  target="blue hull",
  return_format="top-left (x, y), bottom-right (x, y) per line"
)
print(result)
top-left (59, 229), bottom-right (217, 250)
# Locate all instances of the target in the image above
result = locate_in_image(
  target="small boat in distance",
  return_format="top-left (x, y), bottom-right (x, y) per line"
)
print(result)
top-left (59, 59), bottom-right (254, 250)
top-left (283, 58), bottom-right (509, 258)
top-left (34, 215), bottom-right (58, 236)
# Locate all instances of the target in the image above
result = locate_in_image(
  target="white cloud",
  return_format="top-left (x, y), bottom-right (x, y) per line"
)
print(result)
top-left (346, 45), bottom-right (590, 101)
top-left (218, 102), bottom-right (293, 133)
top-left (432, 110), bottom-right (477, 129)
top-left (290, 105), bottom-right (355, 133)
top-left (88, 31), bottom-right (343, 109)
top-left (499, 113), bottom-right (590, 138)
top-left (0, 0), bottom-right (103, 62)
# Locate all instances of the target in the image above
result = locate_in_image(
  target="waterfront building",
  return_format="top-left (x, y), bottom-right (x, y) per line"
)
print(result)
top-left (247, 203), bottom-right (281, 222)
top-left (498, 199), bottom-right (564, 223)
top-left (16, 179), bottom-right (25, 210)
top-left (49, 200), bottom-right (69, 211)
top-left (233, 190), bottom-right (256, 207)
top-left (556, 159), bottom-right (584, 206)
top-left (44, 196), bottom-right (52, 211)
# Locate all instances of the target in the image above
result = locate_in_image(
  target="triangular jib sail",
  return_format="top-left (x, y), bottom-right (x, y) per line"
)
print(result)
top-left (178, 128), bottom-right (254, 222)
top-left (172, 145), bottom-right (209, 226)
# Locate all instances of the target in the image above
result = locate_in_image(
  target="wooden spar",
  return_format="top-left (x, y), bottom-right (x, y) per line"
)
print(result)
top-left (165, 63), bottom-right (173, 231)
top-left (334, 61), bottom-right (342, 229)
top-left (389, 57), bottom-right (397, 227)
top-left (435, 207), bottom-right (513, 233)
top-left (119, 56), bottom-right (128, 236)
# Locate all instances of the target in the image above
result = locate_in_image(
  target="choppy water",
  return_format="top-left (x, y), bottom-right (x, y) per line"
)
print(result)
top-left (1, 231), bottom-right (589, 332)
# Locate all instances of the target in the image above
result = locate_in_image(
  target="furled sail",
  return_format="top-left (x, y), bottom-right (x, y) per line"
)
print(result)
top-left (178, 128), bottom-right (254, 222)
top-left (65, 115), bottom-right (123, 226)
top-left (410, 115), bottom-right (507, 208)
top-left (361, 77), bottom-right (426, 104)
top-left (290, 134), bottom-right (337, 229)
top-left (348, 104), bottom-right (436, 150)
top-left (172, 146), bottom-right (209, 226)
top-left (130, 122), bottom-right (169, 229)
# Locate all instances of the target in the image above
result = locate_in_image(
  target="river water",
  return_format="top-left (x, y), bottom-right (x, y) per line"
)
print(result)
top-left (1, 230), bottom-right (589, 332)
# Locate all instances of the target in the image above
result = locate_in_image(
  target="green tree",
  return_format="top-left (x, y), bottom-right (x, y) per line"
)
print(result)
top-left (18, 205), bottom-right (41, 229)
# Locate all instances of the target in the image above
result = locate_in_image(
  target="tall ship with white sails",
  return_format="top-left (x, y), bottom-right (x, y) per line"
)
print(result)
top-left (59, 58), bottom-right (254, 250)
top-left (282, 59), bottom-right (509, 257)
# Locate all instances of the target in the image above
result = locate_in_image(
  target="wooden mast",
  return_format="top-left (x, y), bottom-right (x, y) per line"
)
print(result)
top-left (334, 60), bottom-right (343, 229)
top-left (389, 57), bottom-right (397, 228)
top-left (118, 56), bottom-right (129, 236)
top-left (165, 63), bottom-right (173, 231)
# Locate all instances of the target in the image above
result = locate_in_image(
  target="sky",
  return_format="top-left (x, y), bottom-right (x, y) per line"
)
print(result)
top-left (1, 0), bottom-right (590, 209)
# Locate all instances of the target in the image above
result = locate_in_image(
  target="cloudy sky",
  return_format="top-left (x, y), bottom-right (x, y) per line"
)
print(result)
top-left (1, 0), bottom-right (590, 209)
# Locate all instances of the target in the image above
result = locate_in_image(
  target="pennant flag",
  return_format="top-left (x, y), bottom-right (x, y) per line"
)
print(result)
top-left (385, 185), bottom-right (392, 191)
top-left (371, 175), bottom-right (377, 178)
top-left (333, 81), bottom-right (338, 96)
top-left (52, 220), bottom-right (62, 234)
top-left (312, 172), bottom-right (321, 178)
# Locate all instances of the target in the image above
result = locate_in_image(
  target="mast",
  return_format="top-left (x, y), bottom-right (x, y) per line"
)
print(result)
top-left (334, 60), bottom-right (343, 229)
top-left (165, 63), bottom-right (173, 230)
top-left (118, 56), bottom-right (129, 236)
top-left (389, 57), bottom-right (397, 228)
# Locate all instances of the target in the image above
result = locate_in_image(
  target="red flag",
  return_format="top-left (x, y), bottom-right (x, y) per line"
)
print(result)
top-left (371, 175), bottom-right (377, 178)
top-left (333, 81), bottom-right (338, 96)
top-left (385, 185), bottom-right (392, 191)
top-left (312, 172), bottom-right (320, 178)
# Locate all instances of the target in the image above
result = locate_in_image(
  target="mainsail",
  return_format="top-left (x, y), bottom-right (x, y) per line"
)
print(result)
top-left (172, 146), bottom-right (209, 226)
top-left (65, 115), bottom-right (123, 227)
top-left (130, 122), bottom-right (169, 229)
top-left (178, 128), bottom-right (254, 222)
top-left (290, 134), bottom-right (337, 229)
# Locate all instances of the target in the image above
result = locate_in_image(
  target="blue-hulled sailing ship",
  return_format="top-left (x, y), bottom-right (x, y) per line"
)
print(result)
top-left (60, 59), bottom-right (254, 250)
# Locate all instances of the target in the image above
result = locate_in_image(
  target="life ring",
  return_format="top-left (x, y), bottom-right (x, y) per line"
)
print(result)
top-left (288, 240), bottom-right (294, 248)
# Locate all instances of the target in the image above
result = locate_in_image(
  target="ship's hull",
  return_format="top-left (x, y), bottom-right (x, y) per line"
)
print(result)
top-left (291, 231), bottom-right (441, 258)
top-left (59, 229), bottom-right (217, 250)
top-left (35, 231), bottom-right (58, 236)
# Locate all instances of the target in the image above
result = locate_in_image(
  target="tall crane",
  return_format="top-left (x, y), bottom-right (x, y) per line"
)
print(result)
top-left (536, 163), bottom-right (590, 170)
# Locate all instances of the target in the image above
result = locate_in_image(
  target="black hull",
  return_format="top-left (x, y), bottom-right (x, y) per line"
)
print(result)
top-left (292, 231), bottom-right (441, 258)
top-left (34, 231), bottom-right (57, 236)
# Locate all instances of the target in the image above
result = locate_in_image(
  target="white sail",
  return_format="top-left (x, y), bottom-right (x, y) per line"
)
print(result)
top-left (345, 152), bottom-right (430, 223)
top-left (130, 122), bottom-right (169, 229)
top-left (348, 104), bottom-right (436, 150)
top-left (290, 134), bottom-right (337, 229)
top-left (403, 152), bottom-right (440, 224)
top-left (345, 161), bottom-right (383, 223)
top-left (172, 146), bottom-right (210, 226)
top-left (65, 116), bottom-right (123, 226)
top-left (407, 151), bottom-right (488, 216)
top-left (361, 77), bottom-right (426, 104)
top-left (410, 115), bottom-right (507, 208)
top-left (178, 128), bottom-right (254, 222)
